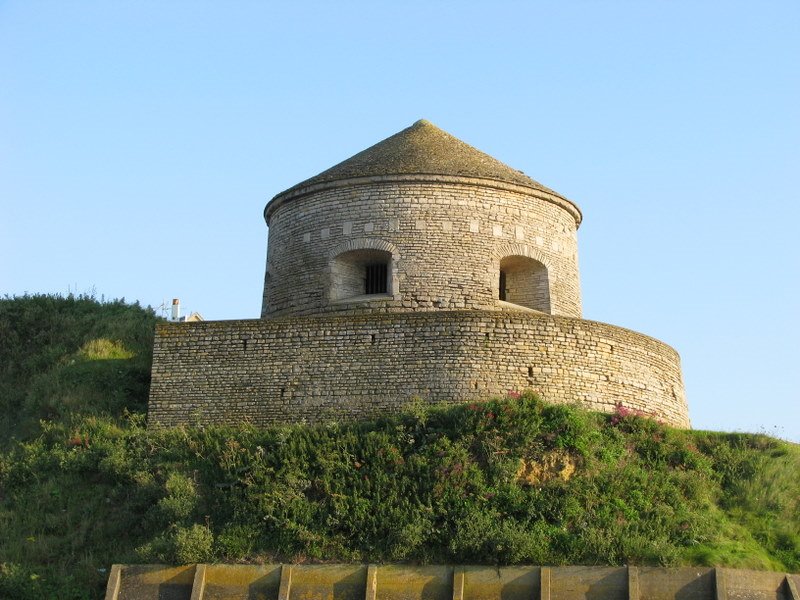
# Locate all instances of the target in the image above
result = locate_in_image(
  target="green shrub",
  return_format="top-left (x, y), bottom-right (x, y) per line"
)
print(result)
top-left (216, 525), bottom-right (258, 559)
top-left (156, 473), bottom-right (200, 525)
top-left (174, 525), bottom-right (214, 564)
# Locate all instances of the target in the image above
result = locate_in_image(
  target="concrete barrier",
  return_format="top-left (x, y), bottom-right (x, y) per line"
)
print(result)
top-left (105, 564), bottom-right (800, 600)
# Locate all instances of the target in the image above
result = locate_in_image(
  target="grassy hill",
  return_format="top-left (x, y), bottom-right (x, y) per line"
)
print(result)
top-left (0, 295), bottom-right (798, 599)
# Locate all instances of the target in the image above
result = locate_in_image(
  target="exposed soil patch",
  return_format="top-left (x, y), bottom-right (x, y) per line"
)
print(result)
top-left (516, 450), bottom-right (578, 485)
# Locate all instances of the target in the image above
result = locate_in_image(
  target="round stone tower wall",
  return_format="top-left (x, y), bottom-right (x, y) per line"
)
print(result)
top-left (262, 175), bottom-right (582, 319)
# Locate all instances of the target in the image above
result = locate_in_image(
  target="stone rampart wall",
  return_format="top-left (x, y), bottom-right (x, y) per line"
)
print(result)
top-left (148, 311), bottom-right (689, 429)
top-left (262, 176), bottom-right (582, 319)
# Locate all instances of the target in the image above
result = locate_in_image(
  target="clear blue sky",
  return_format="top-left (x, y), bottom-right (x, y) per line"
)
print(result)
top-left (1, 2), bottom-right (798, 441)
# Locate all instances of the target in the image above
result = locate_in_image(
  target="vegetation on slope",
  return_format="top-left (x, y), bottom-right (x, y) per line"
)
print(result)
top-left (0, 293), bottom-right (157, 445)
top-left (0, 294), bottom-right (798, 599)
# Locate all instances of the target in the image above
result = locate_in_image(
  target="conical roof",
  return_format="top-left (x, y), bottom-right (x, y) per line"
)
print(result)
top-left (275, 119), bottom-right (563, 199)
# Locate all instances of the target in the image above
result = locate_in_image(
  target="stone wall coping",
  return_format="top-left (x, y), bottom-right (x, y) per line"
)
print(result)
top-left (264, 174), bottom-right (583, 228)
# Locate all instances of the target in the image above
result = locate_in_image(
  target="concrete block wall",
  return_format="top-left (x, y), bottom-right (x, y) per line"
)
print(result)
top-left (148, 310), bottom-right (689, 429)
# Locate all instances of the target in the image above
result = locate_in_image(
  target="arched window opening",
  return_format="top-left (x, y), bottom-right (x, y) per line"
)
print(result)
top-left (498, 255), bottom-right (550, 313)
top-left (331, 249), bottom-right (392, 301)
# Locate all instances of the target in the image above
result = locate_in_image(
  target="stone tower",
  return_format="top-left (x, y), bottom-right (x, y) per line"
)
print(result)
top-left (147, 121), bottom-right (690, 429)
top-left (262, 120), bottom-right (582, 319)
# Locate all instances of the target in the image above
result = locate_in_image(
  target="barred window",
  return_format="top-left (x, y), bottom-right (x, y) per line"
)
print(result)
top-left (331, 248), bottom-right (392, 301)
top-left (365, 263), bottom-right (388, 295)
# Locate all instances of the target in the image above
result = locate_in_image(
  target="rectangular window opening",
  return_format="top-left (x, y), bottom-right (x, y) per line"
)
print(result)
top-left (365, 263), bottom-right (388, 295)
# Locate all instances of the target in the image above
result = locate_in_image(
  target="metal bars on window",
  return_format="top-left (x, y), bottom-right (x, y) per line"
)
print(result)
top-left (364, 263), bottom-right (388, 295)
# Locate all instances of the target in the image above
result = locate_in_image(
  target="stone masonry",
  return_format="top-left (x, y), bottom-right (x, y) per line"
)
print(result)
top-left (148, 120), bottom-right (690, 428)
top-left (263, 177), bottom-right (582, 319)
top-left (148, 311), bottom-right (688, 428)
